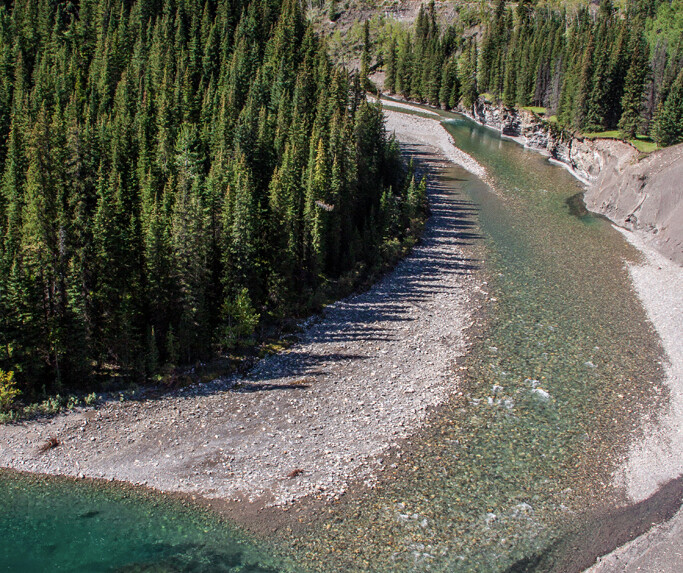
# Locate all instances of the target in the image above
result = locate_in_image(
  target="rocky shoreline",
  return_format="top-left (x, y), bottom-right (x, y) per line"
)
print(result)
top-left (385, 98), bottom-right (683, 571)
top-left (0, 112), bottom-right (484, 516)
top-left (460, 97), bottom-right (683, 266)
top-left (2, 99), bottom-right (679, 571)
top-left (587, 229), bottom-right (683, 573)
top-left (459, 99), bottom-right (683, 573)
top-left (463, 97), bottom-right (635, 185)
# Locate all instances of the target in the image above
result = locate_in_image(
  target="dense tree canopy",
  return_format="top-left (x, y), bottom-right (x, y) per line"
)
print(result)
top-left (0, 0), bottom-right (421, 401)
top-left (377, 0), bottom-right (683, 143)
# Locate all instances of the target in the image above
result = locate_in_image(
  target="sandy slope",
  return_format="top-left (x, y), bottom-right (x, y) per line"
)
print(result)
top-left (585, 143), bottom-right (683, 265)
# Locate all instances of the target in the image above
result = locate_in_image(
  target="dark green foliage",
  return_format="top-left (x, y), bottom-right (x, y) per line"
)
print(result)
top-left (377, 0), bottom-right (681, 141)
top-left (0, 0), bottom-right (407, 400)
top-left (653, 67), bottom-right (683, 146)
top-left (360, 19), bottom-right (370, 90)
top-left (618, 28), bottom-right (650, 138)
top-left (382, 1), bottom-right (457, 108)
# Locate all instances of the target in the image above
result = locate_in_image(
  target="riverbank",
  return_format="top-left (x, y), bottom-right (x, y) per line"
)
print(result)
top-left (0, 111), bottom-right (484, 522)
top-left (385, 98), bottom-right (683, 571)
top-left (382, 105), bottom-right (487, 180)
top-left (587, 228), bottom-right (683, 573)
top-left (461, 97), bottom-right (683, 266)
top-left (462, 101), bottom-right (683, 570)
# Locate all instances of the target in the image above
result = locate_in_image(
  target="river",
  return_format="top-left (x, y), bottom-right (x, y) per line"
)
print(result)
top-left (0, 107), bottom-right (667, 572)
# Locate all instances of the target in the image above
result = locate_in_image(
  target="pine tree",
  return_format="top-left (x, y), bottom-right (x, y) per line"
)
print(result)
top-left (618, 29), bottom-right (649, 138)
top-left (653, 67), bottom-right (683, 146)
top-left (360, 19), bottom-right (371, 90)
top-left (0, 0), bottom-right (429, 396)
top-left (459, 39), bottom-right (478, 109)
top-left (385, 38), bottom-right (397, 94)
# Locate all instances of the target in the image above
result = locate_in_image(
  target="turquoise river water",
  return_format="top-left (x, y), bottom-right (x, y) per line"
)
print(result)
top-left (0, 107), bottom-right (667, 572)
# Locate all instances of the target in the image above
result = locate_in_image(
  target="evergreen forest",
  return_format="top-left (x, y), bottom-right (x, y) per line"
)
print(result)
top-left (377, 0), bottom-right (683, 146)
top-left (0, 0), bottom-right (426, 404)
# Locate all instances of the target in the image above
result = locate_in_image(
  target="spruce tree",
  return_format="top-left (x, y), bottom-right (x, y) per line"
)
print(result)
top-left (385, 38), bottom-right (397, 94)
top-left (618, 29), bottom-right (650, 138)
top-left (653, 67), bottom-right (683, 146)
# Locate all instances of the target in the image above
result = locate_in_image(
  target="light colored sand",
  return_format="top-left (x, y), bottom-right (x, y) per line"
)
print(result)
top-left (587, 227), bottom-right (683, 572)
top-left (613, 227), bottom-right (683, 502)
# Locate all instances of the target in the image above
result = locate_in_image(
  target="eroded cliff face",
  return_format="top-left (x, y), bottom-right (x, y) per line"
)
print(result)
top-left (466, 98), bottom-right (637, 184)
top-left (586, 144), bottom-right (683, 265)
top-left (464, 99), bottom-right (682, 265)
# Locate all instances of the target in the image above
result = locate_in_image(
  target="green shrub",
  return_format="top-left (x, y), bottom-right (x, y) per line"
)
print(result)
top-left (0, 370), bottom-right (20, 412)
top-left (221, 288), bottom-right (261, 349)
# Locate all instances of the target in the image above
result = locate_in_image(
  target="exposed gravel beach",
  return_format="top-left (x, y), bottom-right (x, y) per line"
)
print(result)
top-left (588, 228), bottom-right (683, 573)
top-left (0, 110), bottom-right (484, 511)
top-left (382, 103), bottom-right (488, 181)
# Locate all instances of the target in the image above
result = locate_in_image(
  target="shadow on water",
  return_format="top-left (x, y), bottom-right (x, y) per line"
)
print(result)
top-left (534, 475), bottom-right (683, 573)
top-left (111, 546), bottom-right (281, 573)
top-left (565, 192), bottom-right (611, 226)
top-left (0, 471), bottom-right (284, 573)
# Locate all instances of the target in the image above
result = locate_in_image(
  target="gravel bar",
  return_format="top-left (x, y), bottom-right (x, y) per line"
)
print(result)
top-left (0, 109), bottom-right (484, 509)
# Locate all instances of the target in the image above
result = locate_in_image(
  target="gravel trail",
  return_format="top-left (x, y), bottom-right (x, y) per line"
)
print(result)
top-left (0, 110), bottom-right (484, 508)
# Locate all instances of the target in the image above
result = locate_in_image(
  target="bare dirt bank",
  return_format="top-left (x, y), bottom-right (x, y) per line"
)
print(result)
top-left (585, 143), bottom-right (683, 266)
top-left (462, 97), bottom-right (683, 266)
top-left (0, 111), bottom-right (484, 514)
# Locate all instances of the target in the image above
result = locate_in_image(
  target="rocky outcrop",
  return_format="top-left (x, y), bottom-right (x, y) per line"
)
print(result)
top-left (466, 98), bottom-right (637, 184)
top-left (585, 143), bottom-right (683, 265)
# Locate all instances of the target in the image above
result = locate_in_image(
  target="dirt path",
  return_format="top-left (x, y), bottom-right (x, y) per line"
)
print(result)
top-left (0, 110), bottom-right (485, 511)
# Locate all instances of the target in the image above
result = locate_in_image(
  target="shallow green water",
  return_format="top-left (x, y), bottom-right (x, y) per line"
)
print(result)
top-left (0, 109), bottom-right (666, 572)
top-left (292, 108), bottom-right (665, 571)
top-left (0, 472), bottom-right (280, 572)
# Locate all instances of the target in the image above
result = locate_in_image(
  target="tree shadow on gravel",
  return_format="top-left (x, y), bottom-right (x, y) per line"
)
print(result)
top-left (289, 144), bottom-right (482, 333)
top-left (139, 142), bottom-right (485, 399)
top-left (244, 352), bottom-right (369, 383)
top-left (212, 141), bottom-right (485, 392)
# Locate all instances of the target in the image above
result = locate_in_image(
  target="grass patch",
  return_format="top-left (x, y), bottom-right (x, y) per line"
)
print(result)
top-left (522, 105), bottom-right (546, 115)
top-left (0, 391), bottom-right (100, 423)
top-left (582, 129), bottom-right (621, 139)
top-left (581, 130), bottom-right (659, 153)
top-left (630, 135), bottom-right (658, 153)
